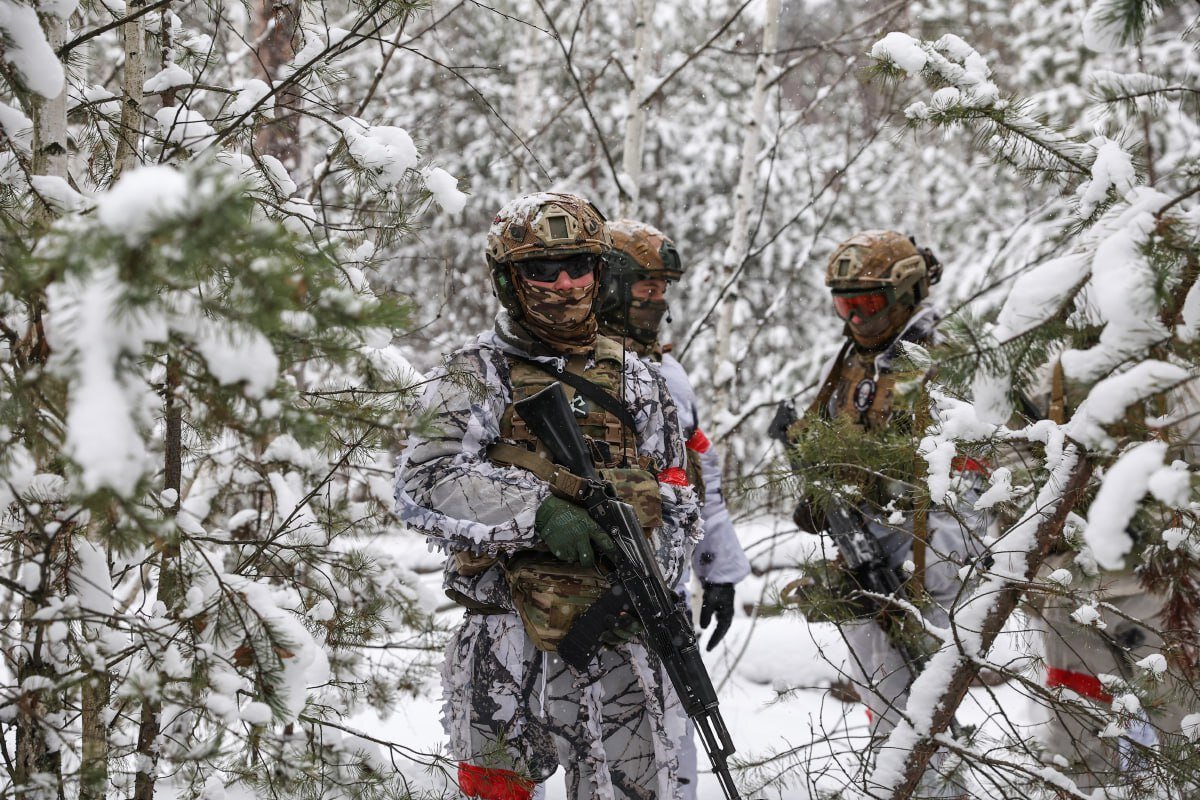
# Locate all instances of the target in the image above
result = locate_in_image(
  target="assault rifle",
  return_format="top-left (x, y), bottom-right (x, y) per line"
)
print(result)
top-left (514, 382), bottom-right (747, 800)
top-left (767, 400), bottom-right (965, 738)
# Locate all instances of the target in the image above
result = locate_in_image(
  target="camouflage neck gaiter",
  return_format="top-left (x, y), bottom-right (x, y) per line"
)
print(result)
top-left (599, 299), bottom-right (667, 352)
top-left (626, 298), bottom-right (668, 345)
top-left (514, 280), bottom-right (598, 355)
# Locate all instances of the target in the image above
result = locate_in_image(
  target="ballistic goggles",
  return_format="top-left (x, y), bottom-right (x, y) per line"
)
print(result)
top-left (515, 253), bottom-right (601, 282)
top-left (831, 288), bottom-right (892, 324)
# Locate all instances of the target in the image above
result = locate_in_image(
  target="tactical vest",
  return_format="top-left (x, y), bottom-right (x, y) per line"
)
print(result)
top-left (825, 346), bottom-right (904, 431)
top-left (499, 335), bottom-right (636, 468)
top-left (478, 337), bottom-right (665, 653)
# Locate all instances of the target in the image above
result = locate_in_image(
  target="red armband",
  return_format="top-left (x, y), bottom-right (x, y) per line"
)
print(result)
top-left (657, 466), bottom-right (690, 487)
top-left (458, 763), bottom-right (535, 800)
top-left (950, 455), bottom-right (990, 476)
top-left (686, 428), bottom-right (711, 454)
top-left (1046, 667), bottom-right (1112, 703)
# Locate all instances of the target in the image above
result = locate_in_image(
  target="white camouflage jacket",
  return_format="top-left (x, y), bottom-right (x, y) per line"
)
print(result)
top-left (395, 314), bottom-right (703, 610)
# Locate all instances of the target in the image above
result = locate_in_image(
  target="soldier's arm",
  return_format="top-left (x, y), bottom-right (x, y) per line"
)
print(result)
top-left (395, 347), bottom-right (548, 554)
top-left (629, 357), bottom-right (702, 587)
top-left (693, 445), bottom-right (751, 584)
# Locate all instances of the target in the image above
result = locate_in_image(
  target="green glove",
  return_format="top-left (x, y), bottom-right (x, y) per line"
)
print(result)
top-left (534, 495), bottom-right (615, 568)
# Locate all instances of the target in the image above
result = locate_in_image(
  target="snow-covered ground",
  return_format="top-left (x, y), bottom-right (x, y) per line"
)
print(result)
top-left (355, 516), bottom-right (1046, 799)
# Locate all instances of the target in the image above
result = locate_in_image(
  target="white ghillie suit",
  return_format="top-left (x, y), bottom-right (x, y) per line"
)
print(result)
top-left (396, 314), bottom-right (701, 800)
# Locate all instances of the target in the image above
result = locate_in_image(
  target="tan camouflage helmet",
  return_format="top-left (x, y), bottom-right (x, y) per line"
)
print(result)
top-left (825, 230), bottom-right (930, 302)
top-left (487, 192), bottom-right (610, 265)
top-left (605, 219), bottom-right (683, 281)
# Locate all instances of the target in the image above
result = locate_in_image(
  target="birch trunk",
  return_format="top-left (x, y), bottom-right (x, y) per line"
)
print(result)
top-left (617, 0), bottom-right (655, 218)
top-left (711, 0), bottom-right (779, 447)
top-left (113, 0), bottom-right (146, 180)
top-left (17, 11), bottom-right (69, 797)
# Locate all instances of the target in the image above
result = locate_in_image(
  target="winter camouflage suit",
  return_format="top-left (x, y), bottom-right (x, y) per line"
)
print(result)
top-left (787, 232), bottom-right (989, 795)
top-left (397, 305), bottom-right (701, 799)
top-left (597, 218), bottom-right (751, 800)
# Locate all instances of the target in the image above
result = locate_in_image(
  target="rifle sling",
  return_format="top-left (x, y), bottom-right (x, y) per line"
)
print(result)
top-left (808, 339), bottom-right (854, 419)
top-left (507, 354), bottom-right (638, 432)
top-left (486, 442), bottom-right (590, 503)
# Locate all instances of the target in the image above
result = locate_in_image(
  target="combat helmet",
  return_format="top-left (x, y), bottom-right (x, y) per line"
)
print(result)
top-left (597, 219), bottom-right (683, 345)
top-left (487, 192), bottom-right (611, 321)
top-left (825, 229), bottom-right (941, 347)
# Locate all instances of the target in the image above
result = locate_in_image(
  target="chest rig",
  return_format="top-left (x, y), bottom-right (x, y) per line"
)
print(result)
top-left (825, 346), bottom-right (903, 431)
top-left (499, 336), bottom-right (639, 469)
top-left (483, 337), bottom-right (664, 653)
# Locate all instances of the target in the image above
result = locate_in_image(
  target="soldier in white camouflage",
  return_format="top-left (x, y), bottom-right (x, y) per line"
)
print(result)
top-left (783, 230), bottom-right (990, 795)
top-left (395, 193), bottom-right (701, 800)
top-left (596, 218), bottom-right (752, 800)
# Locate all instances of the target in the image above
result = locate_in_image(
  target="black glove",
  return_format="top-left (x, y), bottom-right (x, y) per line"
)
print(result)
top-left (699, 582), bottom-right (736, 651)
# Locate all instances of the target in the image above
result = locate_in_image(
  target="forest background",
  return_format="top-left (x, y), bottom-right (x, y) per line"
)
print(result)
top-left (2, 0), bottom-right (1199, 798)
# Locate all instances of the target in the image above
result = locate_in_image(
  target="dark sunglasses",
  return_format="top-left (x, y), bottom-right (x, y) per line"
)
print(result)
top-left (515, 254), bottom-right (599, 282)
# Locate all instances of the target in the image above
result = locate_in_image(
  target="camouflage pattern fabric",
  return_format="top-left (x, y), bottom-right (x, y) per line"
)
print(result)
top-left (396, 310), bottom-right (701, 799)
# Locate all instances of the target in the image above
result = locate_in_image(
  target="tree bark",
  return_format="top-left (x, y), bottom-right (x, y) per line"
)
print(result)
top-left (253, 0), bottom-right (302, 169)
top-left (132, 356), bottom-right (183, 800)
top-left (113, 0), bottom-right (146, 180)
top-left (711, 0), bottom-right (780, 454)
top-left (617, 0), bottom-right (655, 217)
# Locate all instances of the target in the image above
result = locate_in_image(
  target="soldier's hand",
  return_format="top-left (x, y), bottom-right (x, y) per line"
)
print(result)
top-left (599, 607), bottom-right (644, 646)
top-left (699, 582), bottom-right (736, 650)
top-left (534, 495), bottom-right (614, 567)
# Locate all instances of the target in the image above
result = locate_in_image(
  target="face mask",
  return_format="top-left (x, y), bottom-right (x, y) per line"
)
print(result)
top-left (514, 278), bottom-right (598, 353)
top-left (625, 297), bottom-right (669, 344)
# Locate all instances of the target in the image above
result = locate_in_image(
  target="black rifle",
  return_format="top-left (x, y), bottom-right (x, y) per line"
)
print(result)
top-left (514, 382), bottom-right (746, 800)
top-left (768, 400), bottom-right (966, 738)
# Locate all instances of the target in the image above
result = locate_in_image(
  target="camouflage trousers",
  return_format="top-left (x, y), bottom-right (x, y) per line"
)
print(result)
top-left (441, 612), bottom-right (685, 800)
top-left (1038, 573), bottom-right (1194, 791)
top-left (839, 500), bottom-right (987, 797)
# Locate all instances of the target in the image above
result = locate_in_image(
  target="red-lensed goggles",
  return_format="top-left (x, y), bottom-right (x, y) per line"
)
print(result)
top-left (831, 290), bottom-right (890, 323)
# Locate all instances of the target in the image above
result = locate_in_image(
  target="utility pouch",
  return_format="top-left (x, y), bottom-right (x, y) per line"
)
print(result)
top-left (504, 552), bottom-right (609, 652)
top-left (685, 449), bottom-right (706, 506)
top-left (599, 467), bottom-right (662, 532)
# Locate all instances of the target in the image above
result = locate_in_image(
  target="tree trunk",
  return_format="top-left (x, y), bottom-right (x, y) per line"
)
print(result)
top-left (617, 0), bottom-right (655, 217)
top-left (113, 0), bottom-right (146, 180)
top-left (253, 0), bottom-right (302, 169)
top-left (711, 0), bottom-right (780, 454)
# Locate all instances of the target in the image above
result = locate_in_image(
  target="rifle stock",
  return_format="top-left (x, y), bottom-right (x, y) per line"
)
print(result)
top-left (514, 382), bottom-right (747, 800)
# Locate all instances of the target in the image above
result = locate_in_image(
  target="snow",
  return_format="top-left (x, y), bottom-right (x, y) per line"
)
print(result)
top-left (423, 167), bottom-right (467, 214)
top-left (973, 467), bottom-right (1013, 510)
top-left (1063, 361), bottom-right (1187, 449)
top-left (1077, 139), bottom-right (1135, 217)
top-left (993, 253), bottom-right (1090, 341)
top-left (1082, 1), bottom-right (1133, 53)
top-left (0, 0), bottom-right (65, 98)
top-left (144, 63), bottom-right (193, 93)
top-left (334, 117), bottom-right (420, 189)
top-left (30, 175), bottom-right (90, 213)
top-left (870, 32), bottom-right (928, 74)
top-left (155, 105), bottom-right (216, 149)
top-left (233, 78), bottom-right (273, 119)
top-left (0, 99), bottom-right (32, 150)
top-left (43, 266), bottom-right (159, 495)
top-left (1082, 440), bottom-right (1167, 569)
top-left (95, 165), bottom-right (190, 247)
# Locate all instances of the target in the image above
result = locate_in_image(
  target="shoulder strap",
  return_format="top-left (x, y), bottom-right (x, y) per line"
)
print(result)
top-left (507, 353), bottom-right (638, 431)
top-left (806, 339), bottom-right (853, 419)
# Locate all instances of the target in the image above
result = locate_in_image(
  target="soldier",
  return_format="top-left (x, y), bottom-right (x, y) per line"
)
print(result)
top-left (395, 193), bottom-right (701, 800)
top-left (596, 218), bottom-right (752, 800)
top-left (780, 230), bottom-right (989, 792)
top-left (1031, 361), bottom-right (1197, 789)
